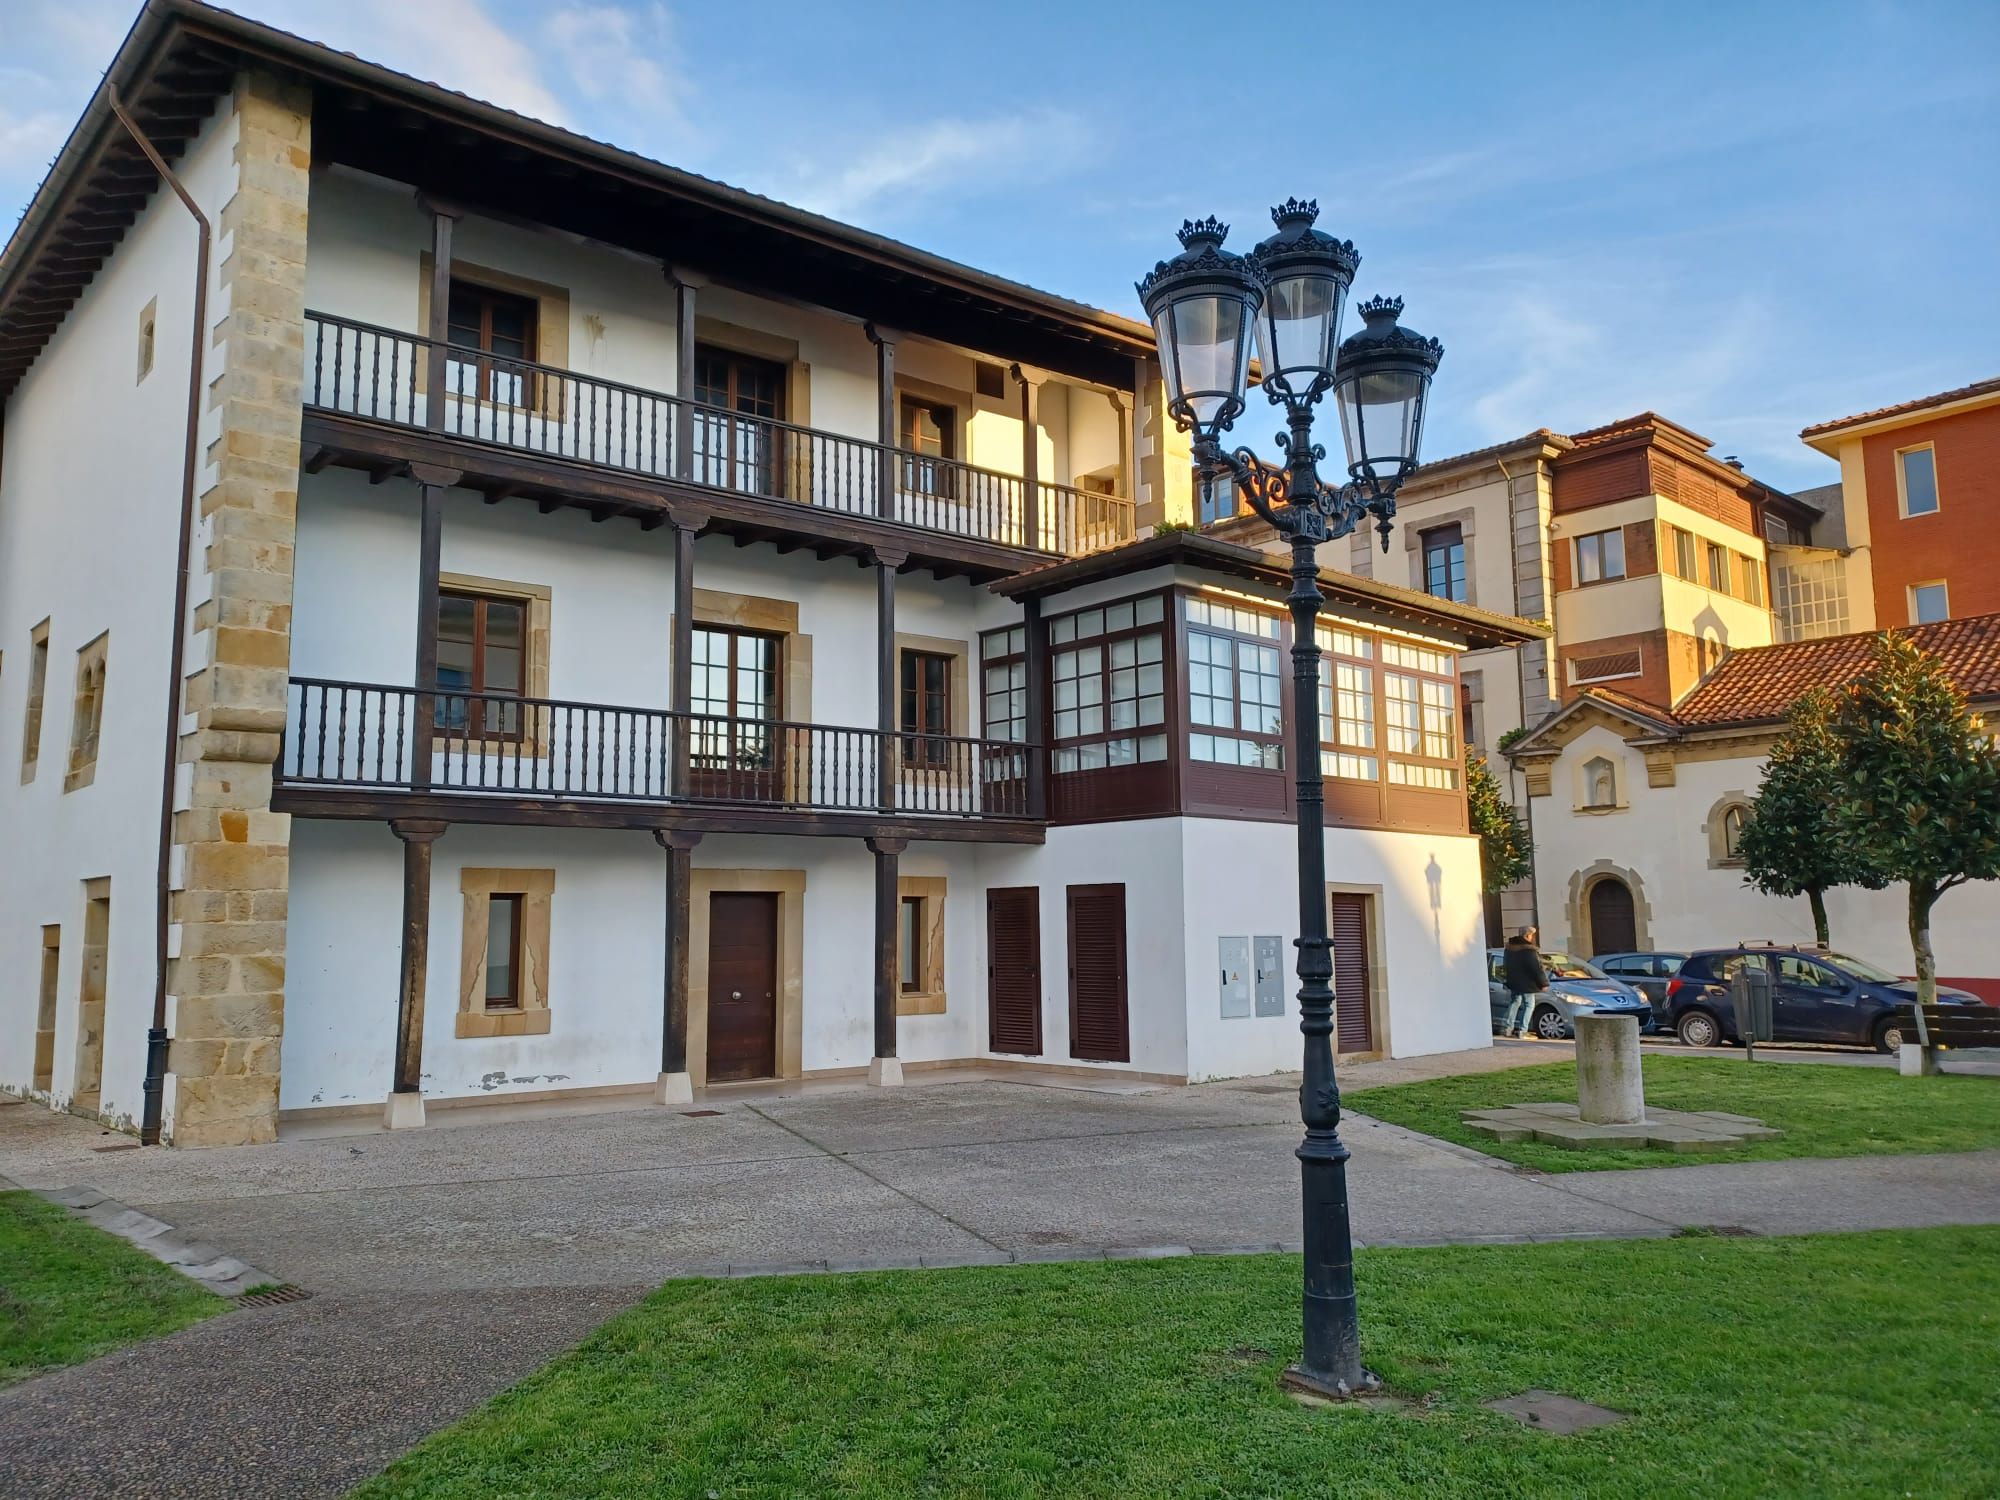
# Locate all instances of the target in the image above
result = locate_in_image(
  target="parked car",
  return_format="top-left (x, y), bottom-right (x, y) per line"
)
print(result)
top-left (1593, 951), bottom-right (1688, 1020)
top-left (1662, 946), bottom-right (1986, 1052)
top-left (1487, 949), bottom-right (1656, 1040)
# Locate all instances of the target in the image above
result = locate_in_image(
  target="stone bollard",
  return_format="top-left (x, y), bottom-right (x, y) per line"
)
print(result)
top-left (1574, 1014), bottom-right (1646, 1125)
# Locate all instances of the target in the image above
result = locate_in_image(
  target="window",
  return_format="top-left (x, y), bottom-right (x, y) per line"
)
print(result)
top-left (979, 625), bottom-right (1029, 786)
top-left (1706, 541), bottom-right (1728, 593)
top-left (1049, 595), bottom-right (1167, 772)
top-left (65, 633), bottom-right (107, 793)
top-left (1582, 754), bottom-right (1617, 809)
top-left (457, 869), bottom-right (553, 1037)
top-left (692, 347), bottom-right (786, 495)
top-left (1722, 805), bottom-right (1747, 860)
top-left (437, 590), bottom-right (526, 739)
top-left (446, 280), bottom-right (538, 403)
top-left (1186, 597), bottom-right (1283, 768)
top-left (35, 926), bottom-right (59, 1092)
top-left (1575, 528), bottom-right (1625, 584)
top-left (899, 396), bottom-right (956, 497)
top-left (1382, 639), bottom-right (1458, 789)
top-left (20, 619), bottom-right (48, 783)
top-left (1317, 625), bottom-right (1378, 781)
top-left (1777, 954), bottom-right (1848, 992)
top-left (484, 894), bottom-right (523, 1009)
top-left (1671, 526), bottom-right (1697, 582)
top-left (1910, 581), bottom-right (1950, 625)
top-left (1421, 524), bottom-right (1467, 602)
top-left (900, 650), bottom-right (951, 766)
top-left (1898, 446), bottom-right (1939, 517)
top-left (896, 875), bottom-right (947, 1014)
top-left (1743, 555), bottom-right (1765, 608)
top-left (137, 297), bottom-right (157, 382)
top-left (691, 626), bottom-right (781, 772)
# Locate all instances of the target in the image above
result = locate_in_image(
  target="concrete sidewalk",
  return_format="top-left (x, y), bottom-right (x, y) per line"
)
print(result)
top-left (3, 1047), bottom-right (1996, 1498)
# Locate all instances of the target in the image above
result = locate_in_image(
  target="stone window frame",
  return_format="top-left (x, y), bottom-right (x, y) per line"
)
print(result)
top-left (65, 632), bottom-right (108, 793)
top-left (895, 632), bottom-right (970, 788)
top-left (1577, 752), bottom-right (1624, 813)
top-left (20, 617), bottom-right (49, 783)
top-left (416, 253), bottom-right (571, 417)
top-left (896, 874), bottom-right (948, 1017)
top-left (1402, 503), bottom-right (1480, 606)
top-left (1706, 793), bottom-right (1755, 869)
top-left (457, 868), bottom-right (554, 1038)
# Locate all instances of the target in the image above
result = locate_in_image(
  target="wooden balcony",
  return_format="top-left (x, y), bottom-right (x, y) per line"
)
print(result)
top-left (274, 677), bottom-right (1045, 843)
top-left (301, 312), bottom-right (1135, 562)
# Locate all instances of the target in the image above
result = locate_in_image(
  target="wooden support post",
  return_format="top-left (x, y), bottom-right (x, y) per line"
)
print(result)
top-left (669, 508), bottom-right (702, 797)
top-left (411, 480), bottom-right (444, 787)
top-left (672, 272), bottom-right (699, 479)
top-left (867, 323), bottom-right (899, 519)
top-left (654, 828), bottom-right (703, 1103)
top-left (1012, 365), bottom-right (1041, 550)
top-left (388, 819), bottom-right (447, 1128)
top-left (1023, 594), bottom-right (1048, 821)
top-left (874, 548), bottom-right (906, 810)
top-left (866, 835), bottom-right (907, 1084)
top-left (423, 206), bottom-right (458, 431)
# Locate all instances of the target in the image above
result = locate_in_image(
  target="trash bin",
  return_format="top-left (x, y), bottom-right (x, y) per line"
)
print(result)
top-left (1732, 964), bottom-right (1774, 1044)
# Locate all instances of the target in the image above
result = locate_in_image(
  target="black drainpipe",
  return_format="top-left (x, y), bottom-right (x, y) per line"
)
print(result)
top-left (109, 88), bottom-right (209, 1146)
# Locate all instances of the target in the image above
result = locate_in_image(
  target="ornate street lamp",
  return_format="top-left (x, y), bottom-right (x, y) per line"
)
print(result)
top-left (1138, 201), bottom-right (1441, 1399)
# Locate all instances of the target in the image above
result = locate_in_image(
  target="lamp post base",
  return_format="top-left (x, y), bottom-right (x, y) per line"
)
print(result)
top-left (1279, 1363), bottom-right (1383, 1401)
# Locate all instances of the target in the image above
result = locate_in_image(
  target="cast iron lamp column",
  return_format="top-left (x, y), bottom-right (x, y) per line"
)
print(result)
top-left (1138, 203), bottom-right (1442, 1398)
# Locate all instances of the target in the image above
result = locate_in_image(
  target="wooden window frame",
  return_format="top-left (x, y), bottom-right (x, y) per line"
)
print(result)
top-left (1705, 540), bottom-right (1729, 594)
top-left (1184, 595), bottom-right (1285, 770)
top-left (458, 869), bottom-right (553, 1037)
top-left (436, 588), bottom-right (532, 744)
top-left (1420, 523), bottom-right (1468, 603)
top-left (1047, 591), bottom-right (1170, 774)
top-left (898, 394), bottom-right (958, 498)
top-left (1381, 638), bottom-right (1459, 791)
top-left (483, 893), bottom-right (526, 1010)
top-left (1575, 528), bottom-right (1626, 586)
top-left (899, 648), bottom-right (953, 768)
top-left (1316, 625), bottom-right (1380, 784)
top-left (1671, 525), bottom-right (1698, 582)
top-left (445, 278), bottom-right (540, 406)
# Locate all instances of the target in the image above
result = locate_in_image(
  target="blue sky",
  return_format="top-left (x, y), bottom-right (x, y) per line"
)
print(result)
top-left (4, 0), bottom-right (1995, 489)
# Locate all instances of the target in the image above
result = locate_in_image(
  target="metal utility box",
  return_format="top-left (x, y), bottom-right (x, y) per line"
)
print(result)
top-left (1219, 937), bottom-right (1251, 1019)
top-left (1254, 936), bottom-right (1285, 1017)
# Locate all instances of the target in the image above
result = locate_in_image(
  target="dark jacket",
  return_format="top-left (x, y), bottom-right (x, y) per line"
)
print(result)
top-left (1502, 938), bottom-right (1549, 996)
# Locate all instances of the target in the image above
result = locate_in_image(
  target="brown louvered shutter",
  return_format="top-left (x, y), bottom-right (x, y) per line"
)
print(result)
top-left (986, 887), bottom-right (1042, 1056)
top-left (1066, 883), bottom-right (1130, 1062)
top-left (1329, 893), bottom-right (1375, 1054)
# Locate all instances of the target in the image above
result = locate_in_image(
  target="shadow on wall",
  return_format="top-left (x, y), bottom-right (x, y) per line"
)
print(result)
top-left (1425, 854), bottom-right (1444, 947)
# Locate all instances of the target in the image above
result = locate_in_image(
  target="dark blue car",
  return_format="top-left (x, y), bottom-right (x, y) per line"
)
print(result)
top-left (1663, 946), bottom-right (1985, 1052)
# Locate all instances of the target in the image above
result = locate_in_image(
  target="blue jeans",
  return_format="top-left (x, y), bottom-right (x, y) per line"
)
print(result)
top-left (1504, 992), bottom-right (1542, 1035)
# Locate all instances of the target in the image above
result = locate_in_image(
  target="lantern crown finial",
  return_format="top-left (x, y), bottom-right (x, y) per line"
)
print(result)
top-left (1270, 197), bottom-right (1318, 229)
top-left (1176, 215), bottom-right (1229, 250)
top-left (1356, 294), bottom-right (1404, 323)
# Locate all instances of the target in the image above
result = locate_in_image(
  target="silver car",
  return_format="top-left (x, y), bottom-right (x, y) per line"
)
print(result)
top-left (1487, 949), bottom-right (1656, 1039)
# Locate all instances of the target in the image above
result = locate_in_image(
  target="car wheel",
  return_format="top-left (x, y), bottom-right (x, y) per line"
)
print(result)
top-left (1533, 1007), bottom-right (1568, 1041)
top-left (1676, 1010), bottom-right (1722, 1048)
top-left (1874, 1019), bottom-right (1905, 1054)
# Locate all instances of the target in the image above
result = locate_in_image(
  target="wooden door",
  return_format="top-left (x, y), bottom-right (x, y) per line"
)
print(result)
top-left (706, 892), bottom-right (778, 1082)
top-left (986, 887), bottom-right (1042, 1055)
top-left (1066, 883), bottom-right (1129, 1062)
top-left (1329, 892), bottom-right (1375, 1055)
top-left (1588, 878), bottom-right (1637, 957)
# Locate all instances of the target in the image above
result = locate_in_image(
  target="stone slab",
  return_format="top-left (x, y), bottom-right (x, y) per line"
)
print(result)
top-left (1484, 1388), bottom-right (1628, 1434)
top-left (1461, 1103), bottom-right (1782, 1153)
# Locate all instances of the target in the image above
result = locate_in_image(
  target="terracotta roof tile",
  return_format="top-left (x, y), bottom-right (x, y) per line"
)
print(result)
top-left (1672, 614), bottom-right (2000, 728)
top-left (1801, 376), bottom-right (2000, 438)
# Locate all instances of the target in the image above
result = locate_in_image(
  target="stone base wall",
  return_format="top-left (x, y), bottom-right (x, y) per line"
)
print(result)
top-left (167, 70), bottom-right (311, 1148)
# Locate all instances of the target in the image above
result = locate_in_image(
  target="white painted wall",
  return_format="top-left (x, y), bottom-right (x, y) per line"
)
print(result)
top-left (1531, 730), bottom-right (2000, 987)
top-left (0, 101), bottom-right (240, 1125)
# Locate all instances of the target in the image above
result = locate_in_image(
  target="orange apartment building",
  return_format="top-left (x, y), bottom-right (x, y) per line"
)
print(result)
top-left (1802, 376), bottom-right (2000, 628)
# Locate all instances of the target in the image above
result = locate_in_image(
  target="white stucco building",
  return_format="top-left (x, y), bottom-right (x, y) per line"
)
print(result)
top-left (0, 3), bottom-right (1541, 1145)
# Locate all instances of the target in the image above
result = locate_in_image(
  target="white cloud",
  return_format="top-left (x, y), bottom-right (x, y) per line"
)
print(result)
top-left (0, 109), bottom-right (66, 176)
top-left (544, 3), bottom-right (696, 149)
top-left (780, 107), bottom-right (1096, 223)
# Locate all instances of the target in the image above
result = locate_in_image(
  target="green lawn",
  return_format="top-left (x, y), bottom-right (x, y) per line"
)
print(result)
top-left (1349, 1054), bottom-right (2000, 1172)
top-left (0, 1190), bottom-right (224, 1386)
top-left (359, 1228), bottom-right (2000, 1499)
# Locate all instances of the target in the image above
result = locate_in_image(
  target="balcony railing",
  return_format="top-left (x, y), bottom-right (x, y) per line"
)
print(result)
top-left (304, 311), bottom-right (1135, 556)
top-left (280, 678), bottom-right (1037, 821)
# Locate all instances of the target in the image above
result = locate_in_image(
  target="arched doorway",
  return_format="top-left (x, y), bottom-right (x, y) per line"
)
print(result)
top-left (1587, 877), bottom-right (1637, 956)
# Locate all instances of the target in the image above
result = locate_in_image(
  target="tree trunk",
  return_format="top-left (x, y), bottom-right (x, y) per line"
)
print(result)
top-left (1907, 882), bottom-right (1935, 1049)
top-left (1807, 887), bottom-right (1829, 949)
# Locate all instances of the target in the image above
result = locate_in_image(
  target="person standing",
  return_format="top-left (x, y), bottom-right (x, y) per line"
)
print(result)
top-left (1501, 927), bottom-right (1550, 1039)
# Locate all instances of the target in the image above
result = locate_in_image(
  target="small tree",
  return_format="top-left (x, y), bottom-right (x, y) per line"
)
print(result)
top-left (1738, 685), bottom-right (1883, 946)
top-left (1831, 634), bottom-right (2000, 1042)
top-left (1467, 748), bottom-right (1532, 894)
